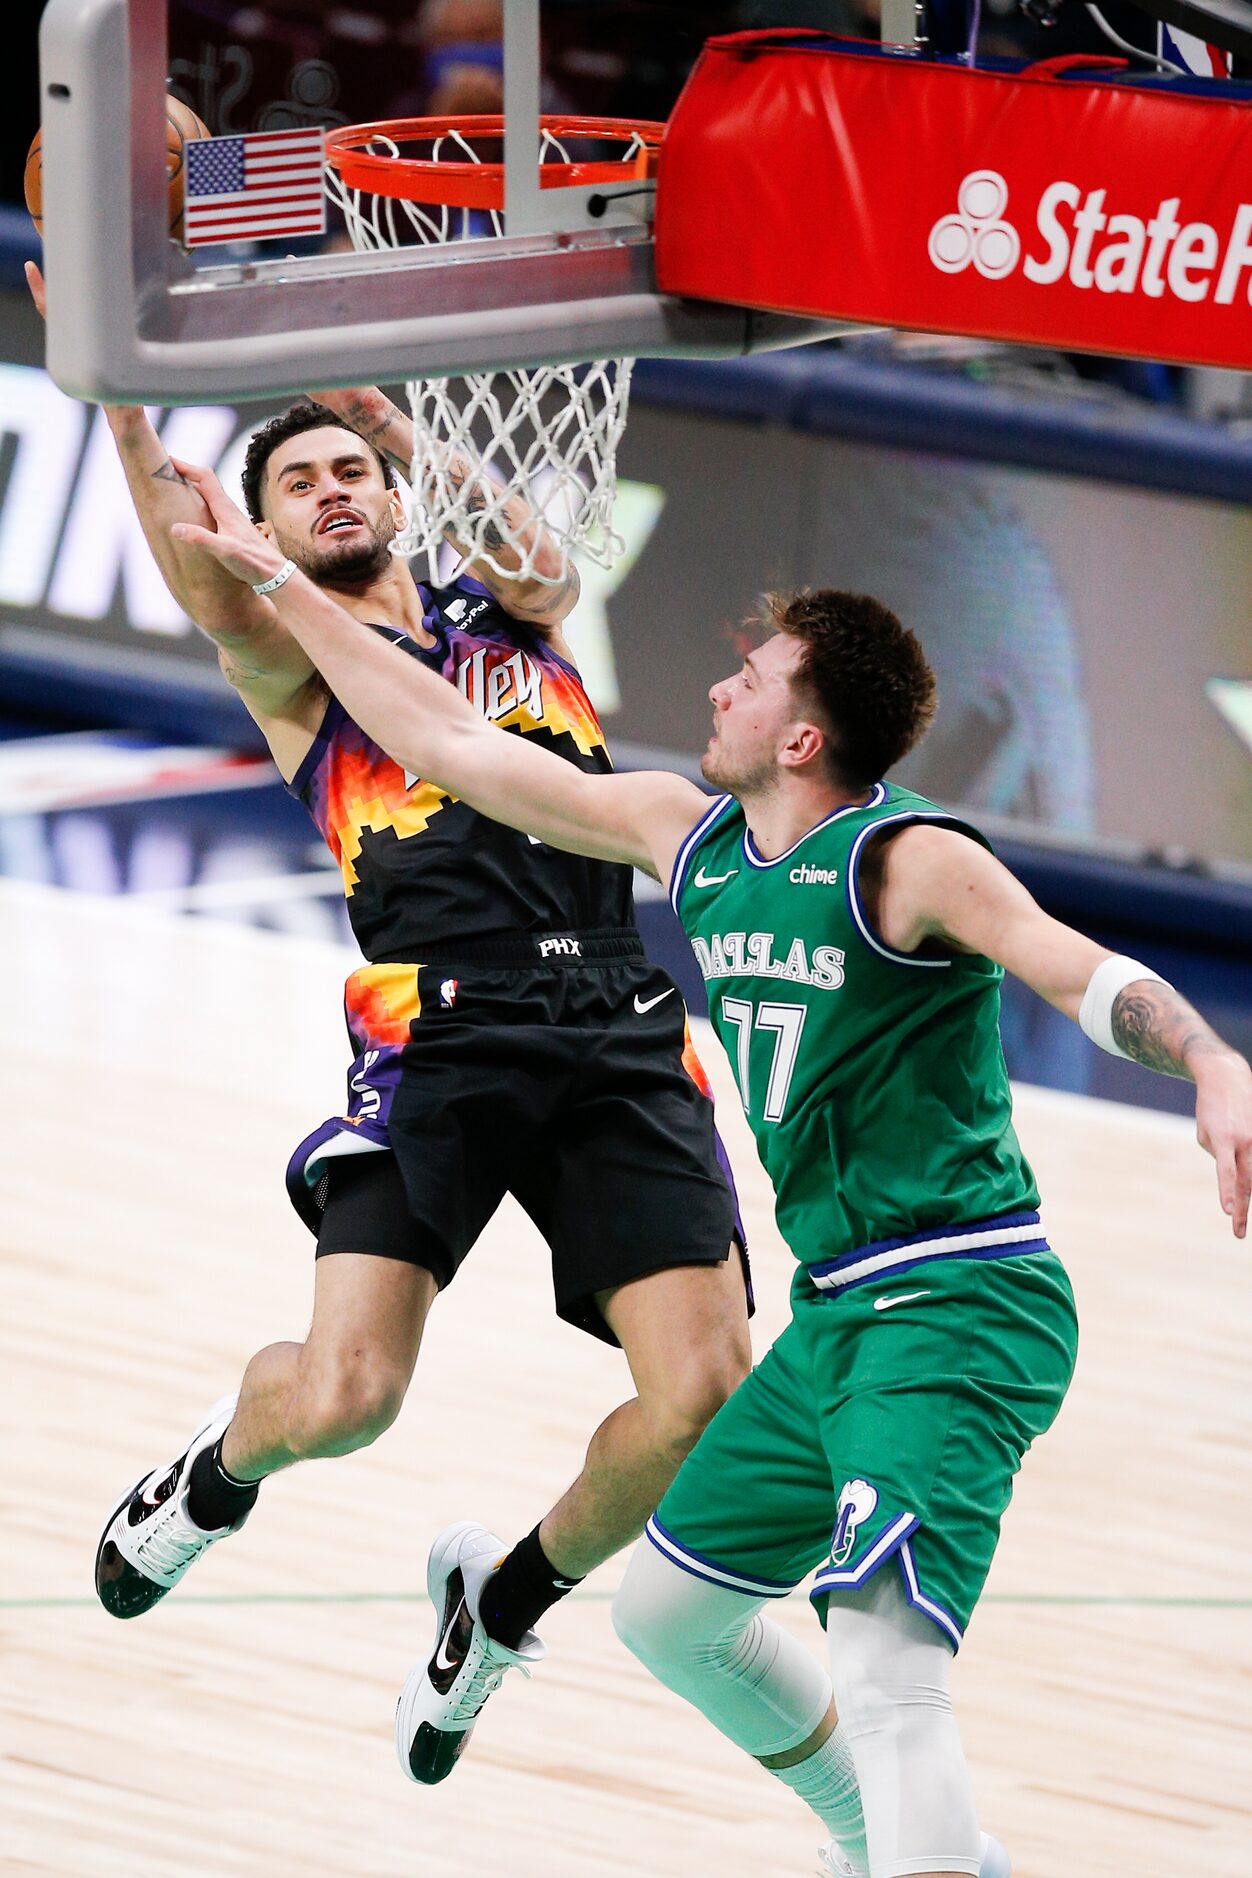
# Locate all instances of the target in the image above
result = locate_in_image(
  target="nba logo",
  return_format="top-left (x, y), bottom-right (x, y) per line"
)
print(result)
top-left (439, 978), bottom-right (459, 1009)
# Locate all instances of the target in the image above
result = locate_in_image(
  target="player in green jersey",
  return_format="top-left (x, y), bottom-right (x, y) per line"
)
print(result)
top-left (172, 473), bottom-right (1252, 1878)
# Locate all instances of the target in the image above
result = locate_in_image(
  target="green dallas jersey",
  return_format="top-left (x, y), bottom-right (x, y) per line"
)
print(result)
top-left (671, 780), bottom-right (1040, 1266)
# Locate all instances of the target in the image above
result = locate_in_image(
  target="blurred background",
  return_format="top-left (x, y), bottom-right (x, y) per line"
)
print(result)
top-left (2, 0), bottom-right (1250, 1113)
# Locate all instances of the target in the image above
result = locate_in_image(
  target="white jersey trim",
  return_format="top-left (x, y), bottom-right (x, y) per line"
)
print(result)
top-left (845, 809), bottom-right (973, 969)
top-left (669, 793), bottom-right (736, 915)
top-left (740, 781), bottom-right (888, 870)
top-left (301, 1129), bottom-right (390, 1185)
top-left (645, 1515), bottom-right (795, 1599)
top-left (898, 1540), bottom-right (965, 1650)
top-left (810, 1219), bottom-right (1047, 1292)
top-left (810, 1521), bottom-right (966, 1651)
top-left (810, 1511), bottom-right (919, 1596)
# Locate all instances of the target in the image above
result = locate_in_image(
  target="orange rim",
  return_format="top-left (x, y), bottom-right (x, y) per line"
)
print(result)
top-left (324, 113), bottom-right (664, 211)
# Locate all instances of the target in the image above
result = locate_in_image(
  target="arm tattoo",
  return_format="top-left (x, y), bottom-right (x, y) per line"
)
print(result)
top-left (327, 395), bottom-right (409, 477)
top-left (506, 563), bottom-right (581, 618)
top-left (152, 458), bottom-right (190, 486)
top-left (1112, 983), bottom-right (1228, 1080)
top-left (465, 486), bottom-right (507, 554)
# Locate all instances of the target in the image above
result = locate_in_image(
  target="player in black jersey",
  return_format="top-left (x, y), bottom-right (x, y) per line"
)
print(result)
top-left (172, 474), bottom-right (1252, 1878)
top-left (28, 253), bottom-right (752, 1784)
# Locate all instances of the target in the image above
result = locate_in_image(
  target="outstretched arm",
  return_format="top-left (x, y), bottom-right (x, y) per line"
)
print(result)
top-left (169, 462), bottom-right (705, 880)
top-left (27, 262), bottom-right (318, 749)
top-left (870, 822), bottom-right (1252, 1237)
top-left (98, 404), bottom-right (320, 759)
top-left (310, 384), bottom-right (580, 631)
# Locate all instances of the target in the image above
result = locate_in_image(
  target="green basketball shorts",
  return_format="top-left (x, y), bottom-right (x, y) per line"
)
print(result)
top-left (647, 1214), bottom-right (1078, 1648)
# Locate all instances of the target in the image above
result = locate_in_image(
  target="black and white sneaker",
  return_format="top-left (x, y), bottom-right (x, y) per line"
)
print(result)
top-left (396, 1520), bottom-right (546, 1785)
top-left (94, 1395), bottom-right (246, 1619)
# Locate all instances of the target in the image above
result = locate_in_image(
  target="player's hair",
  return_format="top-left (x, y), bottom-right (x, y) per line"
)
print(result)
top-left (241, 402), bottom-right (396, 523)
top-left (764, 588), bottom-right (938, 789)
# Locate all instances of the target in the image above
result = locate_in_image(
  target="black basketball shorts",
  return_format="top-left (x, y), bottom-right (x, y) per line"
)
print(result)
top-left (295, 930), bottom-right (750, 1346)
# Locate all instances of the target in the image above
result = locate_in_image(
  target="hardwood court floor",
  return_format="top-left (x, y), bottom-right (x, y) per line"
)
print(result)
top-left (1, 878), bottom-right (1249, 1877)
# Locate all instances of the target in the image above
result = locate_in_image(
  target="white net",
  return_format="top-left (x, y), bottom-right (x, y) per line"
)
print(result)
top-left (406, 361), bottom-right (632, 584)
top-left (324, 123), bottom-right (646, 586)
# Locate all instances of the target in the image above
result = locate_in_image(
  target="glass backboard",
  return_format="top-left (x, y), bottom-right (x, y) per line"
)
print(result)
top-left (35, 0), bottom-right (852, 405)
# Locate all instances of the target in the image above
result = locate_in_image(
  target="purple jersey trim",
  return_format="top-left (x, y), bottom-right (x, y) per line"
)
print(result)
top-left (287, 695), bottom-right (347, 800)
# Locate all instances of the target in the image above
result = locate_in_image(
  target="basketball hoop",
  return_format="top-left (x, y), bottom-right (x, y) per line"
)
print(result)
top-left (324, 116), bottom-right (665, 586)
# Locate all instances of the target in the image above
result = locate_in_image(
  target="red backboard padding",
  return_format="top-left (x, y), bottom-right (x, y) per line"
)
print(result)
top-left (655, 31), bottom-right (1252, 369)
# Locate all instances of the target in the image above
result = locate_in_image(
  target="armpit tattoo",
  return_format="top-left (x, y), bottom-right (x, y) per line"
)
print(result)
top-left (152, 458), bottom-right (190, 486)
top-left (217, 646), bottom-right (265, 687)
top-left (1112, 984), bottom-right (1226, 1080)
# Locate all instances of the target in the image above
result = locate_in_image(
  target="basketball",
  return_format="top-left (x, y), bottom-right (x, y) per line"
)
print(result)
top-left (23, 94), bottom-right (211, 240)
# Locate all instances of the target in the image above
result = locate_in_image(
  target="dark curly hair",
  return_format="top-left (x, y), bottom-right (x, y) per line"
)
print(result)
top-left (763, 589), bottom-right (937, 790)
top-left (241, 402), bottom-right (396, 523)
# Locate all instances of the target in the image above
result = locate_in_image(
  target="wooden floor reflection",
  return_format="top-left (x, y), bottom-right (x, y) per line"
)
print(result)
top-left (2, 880), bottom-right (1248, 1877)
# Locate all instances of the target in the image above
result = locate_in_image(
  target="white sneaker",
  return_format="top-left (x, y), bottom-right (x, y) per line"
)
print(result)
top-left (94, 1395), bottom-right (243, 1618)
top-left (980, 1833), bottom-right (1012, 1877)
top-left (816, 1831), bottom-right (1009, 1877)
top-left (396, 1520), bottom-right (546, 1785)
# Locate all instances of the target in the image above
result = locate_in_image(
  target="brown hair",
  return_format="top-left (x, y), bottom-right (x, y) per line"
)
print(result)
top-left (764, 588), bottom-right (937, 790)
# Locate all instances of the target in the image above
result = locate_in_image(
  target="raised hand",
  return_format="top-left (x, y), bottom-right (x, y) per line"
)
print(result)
top-left (1108, 978), bottom-right (1252, 1239)
top-left (1194, 1054), bottom-right (1252, 1239)
top-left (169, 460), bottom-right (289, 590)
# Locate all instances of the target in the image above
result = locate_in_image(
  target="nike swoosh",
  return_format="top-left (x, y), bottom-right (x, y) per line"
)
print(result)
top-left (140, 1469), bottom-right (174, 1508)
top-left (634, 989), bottom-right (675, 1015)
top-left (694, 866), bottom-right (738, 888)
top-left (433, 1600), bottom-right (467, 1675)
top-left (872, 1289), bottom-right (932, 1312)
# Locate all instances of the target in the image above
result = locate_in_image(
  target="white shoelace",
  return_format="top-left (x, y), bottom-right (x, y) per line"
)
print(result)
top-left (134, 1504), bottom-right (211, 1579)
top-left (447, 1642), bottom-right (532, 1724)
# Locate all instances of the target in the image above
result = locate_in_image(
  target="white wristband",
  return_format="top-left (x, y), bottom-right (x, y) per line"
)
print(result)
top-left (1078, 955), bottom-right (1171, 1059)
top-left (252, 558), bottom-right (298, 596)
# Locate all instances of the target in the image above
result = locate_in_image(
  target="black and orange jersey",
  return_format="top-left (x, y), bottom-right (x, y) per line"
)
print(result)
top-left (286, 573), bottom-right (634, 961)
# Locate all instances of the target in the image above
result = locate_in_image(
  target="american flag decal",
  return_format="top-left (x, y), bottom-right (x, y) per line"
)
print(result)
top-left (183, 127), bottom-right (326, 248)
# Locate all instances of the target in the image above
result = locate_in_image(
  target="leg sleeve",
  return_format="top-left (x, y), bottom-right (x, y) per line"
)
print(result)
top-left (612, 1536), bottom-right (832, 1759)
top-left (825, 1568), bottom-right (982, 1878)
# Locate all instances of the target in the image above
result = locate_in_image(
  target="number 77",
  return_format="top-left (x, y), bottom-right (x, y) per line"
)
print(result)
top-left (721, 998), bottom-right (807, 1123)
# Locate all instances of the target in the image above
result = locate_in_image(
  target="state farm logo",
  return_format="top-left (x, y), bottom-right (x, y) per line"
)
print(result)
top-left (928, 168), bottom-right (1252, 307)
top-left (928, 170), bottom-right (1020, 280)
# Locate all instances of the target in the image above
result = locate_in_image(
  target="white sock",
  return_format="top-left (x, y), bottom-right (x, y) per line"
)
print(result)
top-left (772, 1723), bottom-right (869, 1875)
